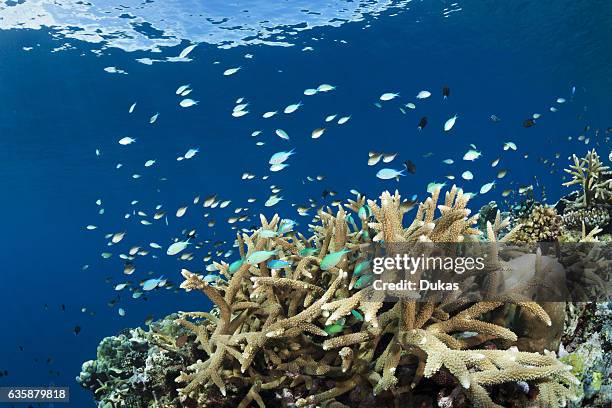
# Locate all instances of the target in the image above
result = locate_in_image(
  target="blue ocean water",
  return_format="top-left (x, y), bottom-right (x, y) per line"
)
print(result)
top-left (0, 0), bottom-right (610, 406)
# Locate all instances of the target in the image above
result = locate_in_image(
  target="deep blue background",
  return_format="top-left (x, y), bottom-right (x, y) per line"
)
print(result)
top-left (0, 1), bottom-right (610, 406)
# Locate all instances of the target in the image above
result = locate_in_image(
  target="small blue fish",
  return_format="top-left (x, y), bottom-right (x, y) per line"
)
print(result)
top-left (203, 274), bottom-right (224, 283)
top-left (229, 259), bottom-right (244, 273)
top-left (269, 149), bottom-right (296, 165)
top-left (354, 274), bottom-right (373, 289)
top-left (267, 259), bottom-right (292, 269)
top-left (299, 247), bottom-right (319, 257)
top-left (358, 205), bottom-right (371, 220)
top-left (376, 168), bottom-right (405, 180)
top-left (259, 229), bottom-right (278, 238)
top-left (247, 250), bottom-right (278, 265)
top-left (278, 219), bottom-right (297, 234)
top-left (351, 309), bottom-right (364, 321)
top-left (321, 249), bottom-right (350, 271)
top-left (142, 276), bottom-right (165, 291)
top-left (354, 260), bottom-right (371, 277)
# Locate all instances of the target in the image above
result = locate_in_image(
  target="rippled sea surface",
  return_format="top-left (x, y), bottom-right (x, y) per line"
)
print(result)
top-left (0, 0), bottom-right (610, 405)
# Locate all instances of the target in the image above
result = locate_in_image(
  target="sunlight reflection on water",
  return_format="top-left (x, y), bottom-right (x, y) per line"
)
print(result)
top-left (0, 0), bottom-right (413, 51)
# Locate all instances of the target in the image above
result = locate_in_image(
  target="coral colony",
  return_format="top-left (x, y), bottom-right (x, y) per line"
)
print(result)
top-left (79, 150), bottom-right (611, 407)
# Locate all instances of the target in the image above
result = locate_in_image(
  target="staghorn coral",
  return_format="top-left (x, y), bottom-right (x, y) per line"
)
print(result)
top-left (171, 186), bottom-right (578, 408)
top-left (557, 149), bottom-right (612, 238)
top-left (513, 205), bottom-right (564, 245)
top-left (562, 149), bottom-right (612, 209)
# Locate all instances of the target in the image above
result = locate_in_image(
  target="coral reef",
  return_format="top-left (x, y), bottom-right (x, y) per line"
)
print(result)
top-left (559, 150), bottom-right (612, 235)
top-left (563, 207), bottom-right (611, 231)
top-left (164, 187), bottom-right (577, 408)
top-left (80, 149), bottom-right (612, 407)
top-left (513, 205), bottom-right (564, 245)
top-left (562, 150), bottom-right (611, 209)
top-left (561, 302), bottom-right (612, 407)
top-left (77, 314), bottom-right (196, 408)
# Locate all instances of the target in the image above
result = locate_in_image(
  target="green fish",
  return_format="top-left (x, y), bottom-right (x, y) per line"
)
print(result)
top-left (351, 309), bottom-right (364, 321)
top-left (353, 260), bottom-right (371, 277)
top-left (278, 219), bottom-right (297, 234)
top-left (324, 323), bottom-right (344, 335)
top-left (354, 274), bottom-right (374, 289)
top-left (259, 229), bottom-right (278, 238)
top-left (247, 250), bottom-right (278, 265)
top-left (320, 249), bottom-right (350, 271)
top-left (229, 259), bottom-right (244, 274)
top-left (357, 205), bottom-right (371, 220)
top-left (299, 247), bottom-right (319, 257)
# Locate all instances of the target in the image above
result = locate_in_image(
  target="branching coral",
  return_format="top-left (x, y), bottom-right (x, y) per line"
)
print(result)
top-left (563, 149), bottom-right (612, 208)
top-left (173, 187), bottom-right (578, 408)
top-left (563, 207), bottom-right (611, 231)
top-left (513, 205), bottom-right (564, 245)
top-left (558, 149), bottom-right (611, 237)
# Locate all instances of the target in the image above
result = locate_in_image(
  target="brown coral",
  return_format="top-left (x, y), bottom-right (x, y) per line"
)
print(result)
top-left (173, 187), bottom-right (577, 408)
top-left (514, 205), bottom-right (564, 245)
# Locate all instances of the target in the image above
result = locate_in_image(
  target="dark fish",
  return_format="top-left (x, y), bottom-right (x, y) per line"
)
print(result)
top-left (322, 189), bottom-right (330, 199)
top-left (523, 119), bottom-right (536, 128)
top-left (400, 200), bottom-right (418, 212)
top-left (442, 86), bottom-right (450, 99)
top-left (61, 304), bottom-right (66, 311)
top-left (403, 160), bottom-right (417, 174)
top-left (73, 325), bottom-right (81, 335)
top-left (417, 116), bottom-right (428, 130)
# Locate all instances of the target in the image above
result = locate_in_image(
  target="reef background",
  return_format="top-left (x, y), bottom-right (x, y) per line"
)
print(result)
top-left (0, 1), bottom-right (611, 406)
